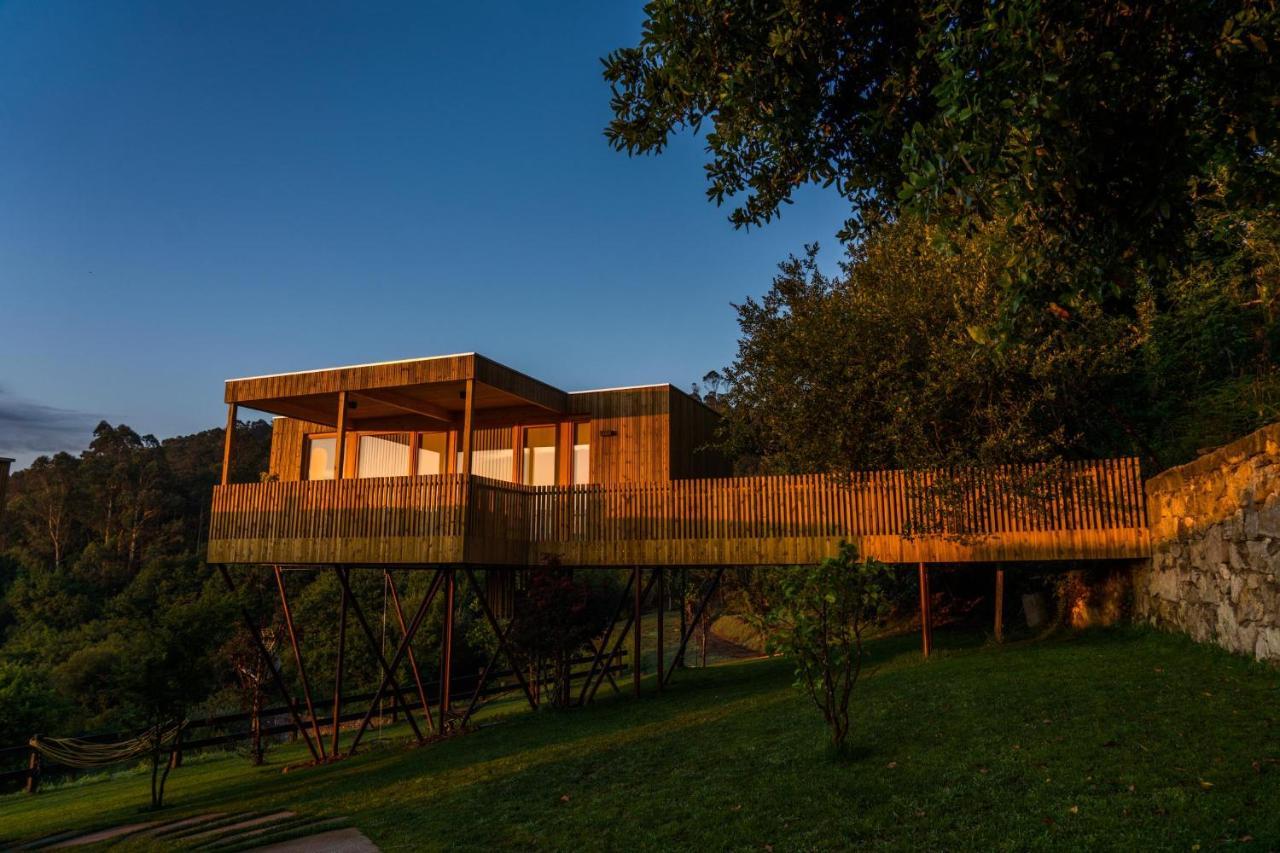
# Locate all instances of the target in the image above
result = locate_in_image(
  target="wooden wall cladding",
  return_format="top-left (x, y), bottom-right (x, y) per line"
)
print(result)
top-left (268, 418), bottom-right (330, 481)
top-left (568, 386), bottom-right (671, 483)
top-left (668, 387), bottom-right (731, 479)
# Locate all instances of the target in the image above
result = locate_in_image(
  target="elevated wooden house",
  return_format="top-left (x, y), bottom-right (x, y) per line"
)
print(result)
top-left (205, 354), bottom-right (1154, 752)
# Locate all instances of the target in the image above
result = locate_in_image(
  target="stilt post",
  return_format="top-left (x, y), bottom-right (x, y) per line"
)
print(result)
top-left (332, 572), bottom-right (347, 757)
top-left (994, 567), bottom-right (1005, 643)
top-left (274, 566), bottom-right (326, 760)
top-left (632, 566), bottom-right (642, 697)
top-left (655, 568), bottom-right (665, 693)
top-left (918, 562), bottom-right (933, 658)
top-left (439, 568), bottom-right (456, 733)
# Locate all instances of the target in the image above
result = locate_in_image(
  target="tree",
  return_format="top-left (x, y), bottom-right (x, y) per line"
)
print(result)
top-left (709, 216), bottom-right (1280, 476)
top-left (605, 1), bottom-right (1280, 313)
top-left (768, 544), bottom-right (894, 752)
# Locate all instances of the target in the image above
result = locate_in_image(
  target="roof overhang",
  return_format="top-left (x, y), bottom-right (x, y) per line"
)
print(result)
top-left (225, 353), bottom-right (568, 427)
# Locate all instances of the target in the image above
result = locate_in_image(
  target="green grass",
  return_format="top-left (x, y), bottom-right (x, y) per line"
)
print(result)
top-left (2, 628), bottom-right (1278, 851)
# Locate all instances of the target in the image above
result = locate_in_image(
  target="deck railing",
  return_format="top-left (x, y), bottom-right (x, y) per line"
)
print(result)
top-left (208, 459), bottom-right (1149, 566)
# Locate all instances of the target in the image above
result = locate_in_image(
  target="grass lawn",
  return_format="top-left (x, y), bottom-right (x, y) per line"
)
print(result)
top-left (2, 627), bottom-right (1277, 850)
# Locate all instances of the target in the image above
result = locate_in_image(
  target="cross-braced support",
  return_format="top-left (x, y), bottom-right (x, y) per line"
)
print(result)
top-left (386, 570), bottom-right (435, 734)
top-left (216, 565), bottom-right (320, 763)
top-left (575, 568), bottom-right (636, 706)
top-left (331, 575), bottom-right (347, 757)
top-left (274, 566), bottom-right (327, 761)
top-left (584, 567), bottom-right (657, 704)
top-left (664, 567), bottom-right (725, 685)
top-left (459, 567), bottom-right (537, 726)
top-left (342, 567), bottom-right (440, 754)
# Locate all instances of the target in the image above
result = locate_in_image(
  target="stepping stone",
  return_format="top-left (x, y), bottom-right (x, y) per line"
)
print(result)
top-left (255, 827), bottom-right (379, 852)
top-left (142, 813), bottom-right (225, 836)
top-left (183, 811), bottom-right (296, 843)
top-left (48, 821), bottom-right (159, 848)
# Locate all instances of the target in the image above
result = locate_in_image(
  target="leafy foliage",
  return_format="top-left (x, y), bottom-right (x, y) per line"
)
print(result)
top-left (605, 0), bottom-right (1280, 314)
top-left (767, 543), bottom-right (895, 751)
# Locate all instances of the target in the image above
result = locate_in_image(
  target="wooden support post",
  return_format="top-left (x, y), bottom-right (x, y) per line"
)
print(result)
top-left (677, 568), bottom-right (687, 670)
top-left (586, 569), bottom-right (657, 704)
top-left (632, 566), bottom-right (642, 697)
top-left (462, 567), bottom-right (537, 711)
top-left (217, 566), bottom-right (321, 762)
top-left (332, 571), bottom-right (348, 757)
top-left (341, 567), bottom-right (435, 753)
top-left (274, 566), bottom-right (326, 761)
top-left (576, 569), bottom-right (635, 706)
top-left (334, 391), bottom-right (348, 480)
top-left (460, 380), bottom-right (475, 477)
top-left (994, 568), bottom-right (1005, 644)
top-left (386, 571), bottom-right (435, 733)
top-left (220, 404), bottom-right (237, 485)
top-left (655, 568), bottom-right (665, 693)
top-left (25, 744), bottom-right (40, 794)
top-left (665, 567), bottom-right (724, 685)
top-left (918, 563), bottom-right (933, 658)
top-left (439, 569), bottom-right (456, 733)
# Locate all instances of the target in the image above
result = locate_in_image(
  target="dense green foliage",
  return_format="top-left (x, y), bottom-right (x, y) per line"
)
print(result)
top-left (605, 1), bottom-right (1279, 306)
top-left (702, 216), bottom-right (1280, 471)
top-left (767, 543), bottom-right (894, 749)
top-left (3, 629), bottom-right (1277, 849)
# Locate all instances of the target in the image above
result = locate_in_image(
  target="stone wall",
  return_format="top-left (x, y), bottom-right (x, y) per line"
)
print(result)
top-left (1135, 422), bottom-right (1280, 661)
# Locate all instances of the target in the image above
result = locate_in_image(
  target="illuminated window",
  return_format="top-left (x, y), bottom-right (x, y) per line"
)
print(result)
top-left (572, 422), bottom-right (590, 485)
top-left (522, 426), bottom-right (557, 486)
top-left (305, 436), bottom-right (336, 481)
top-left (417, 431), bottom-right (448, 475)
top-left (356, 433), bottom-right (411, 478)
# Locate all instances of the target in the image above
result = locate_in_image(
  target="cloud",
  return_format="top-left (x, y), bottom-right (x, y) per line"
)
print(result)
top-left (0, 387), bottom-right (100, 459)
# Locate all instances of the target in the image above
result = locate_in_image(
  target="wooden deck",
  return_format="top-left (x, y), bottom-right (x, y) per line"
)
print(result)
top-left (208, 459), bottom-right (1150, 567)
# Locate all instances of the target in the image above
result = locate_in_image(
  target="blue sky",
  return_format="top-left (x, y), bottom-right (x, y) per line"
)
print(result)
top-left (0, 1), bottom-right (848, 469)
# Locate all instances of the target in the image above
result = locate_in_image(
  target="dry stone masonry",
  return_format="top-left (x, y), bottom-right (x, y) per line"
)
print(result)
top-left (1135, 422), bottom-right (1280, 661)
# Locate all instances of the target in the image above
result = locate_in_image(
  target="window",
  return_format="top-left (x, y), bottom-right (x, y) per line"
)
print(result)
top-left (463, 448), bottom-right (514, 480)
top-left (305, 436), bottom-right (337, 481)
top-left (417, 431), bottom-right (448, 475)
top-left (572, 422), bottom-right (590, 485)
top-left (356, 433), bottom-right (411, 478)
top-left (522, 426), bottom-right (557, 486)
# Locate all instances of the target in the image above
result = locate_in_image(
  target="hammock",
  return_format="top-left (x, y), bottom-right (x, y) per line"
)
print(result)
top-left (29, 721), bottom-right (185, 769)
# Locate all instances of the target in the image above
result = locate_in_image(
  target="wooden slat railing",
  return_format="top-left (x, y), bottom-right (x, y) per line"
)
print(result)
top-left (208, 459), bottom-right (1150, 566)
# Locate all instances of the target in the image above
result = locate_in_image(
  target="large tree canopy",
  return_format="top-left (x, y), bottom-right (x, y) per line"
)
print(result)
top-left (605, 1), bottom-right (1280, 309)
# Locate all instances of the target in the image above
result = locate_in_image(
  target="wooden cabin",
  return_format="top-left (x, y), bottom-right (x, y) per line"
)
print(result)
top-left (241, 354), bottom-right (728, 488)
top-left (208, 353), bottom-right (1151, 568)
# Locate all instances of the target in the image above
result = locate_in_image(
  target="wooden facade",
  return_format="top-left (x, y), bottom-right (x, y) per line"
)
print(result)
top-left (208, 354), bottom-right (1150, 568)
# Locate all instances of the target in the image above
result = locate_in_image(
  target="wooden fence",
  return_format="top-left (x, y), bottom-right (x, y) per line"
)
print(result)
top-left (209, 459), bottom-right (1150, 567)
top-left (1, 650), bottom-right (625, 793)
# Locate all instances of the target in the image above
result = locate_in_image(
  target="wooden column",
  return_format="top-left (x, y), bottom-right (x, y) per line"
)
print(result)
top-left (439, 569), bottom-right (456, 732)
top-left (334, 391), bottom-right (348, 480)
top-left (220, 404), bottom-right (238, 485)
top-left (918, 563), bottom-right (933, 658)
top-left (655, 568), bottom-right (664, 693)
top-left (994, 568), bottom-right (1005, 644)
top-left (632, 566), bottom-right (642, 697)
top-left (460, 380), bottom-right (475, 476)
top-left (332, 573), bottom-right (348, 757)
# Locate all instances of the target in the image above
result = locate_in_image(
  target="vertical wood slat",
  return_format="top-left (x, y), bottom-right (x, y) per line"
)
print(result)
top-left (207, 458), bottom-right (1149, 566)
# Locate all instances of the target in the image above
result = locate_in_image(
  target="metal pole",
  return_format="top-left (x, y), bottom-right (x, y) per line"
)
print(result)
top-left (274, 566), bottom-right (326, 760)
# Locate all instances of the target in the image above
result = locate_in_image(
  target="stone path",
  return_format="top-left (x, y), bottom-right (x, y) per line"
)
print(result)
top-left (17, 811), bottom-right (378, 851)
